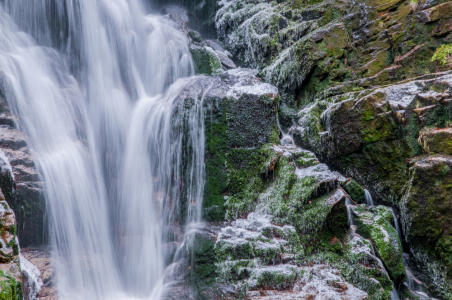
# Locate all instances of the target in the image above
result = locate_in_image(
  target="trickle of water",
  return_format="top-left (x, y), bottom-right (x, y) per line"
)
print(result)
top-left (364, 189), bottom-right (374, 207)
top-left (390, 288), bottom-right (400, 300)
top-left (391, 208), bottom-right (402, 245)
top-left (346, 197), bottom-right (354, 226)
top-left (391, 209), bottom-right (417, 293)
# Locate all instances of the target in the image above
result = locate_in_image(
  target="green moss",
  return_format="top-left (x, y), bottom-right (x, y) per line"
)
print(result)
top-left (202, 91), bottom-right (279, 221)
top-left (352, 208), bottom-right (406, 283)
top-left (190, 46), bottom-right (223, 76)
top-left (0, 270), bottom-right (22, 300)
top-left (343, 180), bottom-right (365, 204)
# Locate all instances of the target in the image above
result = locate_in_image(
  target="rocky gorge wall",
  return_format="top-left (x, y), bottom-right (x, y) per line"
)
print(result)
top-left (160, 0), bottom-right (452, 298)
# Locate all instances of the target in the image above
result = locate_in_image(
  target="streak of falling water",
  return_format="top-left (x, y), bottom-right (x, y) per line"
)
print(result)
top-left (390, 288), bottom-right (400, 300)
top-left (0, 0), bottom-right (200, 299)
top-left (391, 209), bottom-right (416, 291)
top-left (364, 189), bottom-right (374, 207)
top-left (391, 208), bottom-right (402, 244)
top-left (345, 197), bottom-right (354, 226)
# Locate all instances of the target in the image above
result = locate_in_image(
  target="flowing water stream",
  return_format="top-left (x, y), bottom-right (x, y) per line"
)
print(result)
top-left (0, 0), bottom-right (202, 299)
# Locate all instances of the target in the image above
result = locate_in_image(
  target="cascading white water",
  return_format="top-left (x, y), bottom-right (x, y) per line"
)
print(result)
top-left (0, 0), bottom-right (203, 299)
top-left (364, 189), bottom-right (374, 207)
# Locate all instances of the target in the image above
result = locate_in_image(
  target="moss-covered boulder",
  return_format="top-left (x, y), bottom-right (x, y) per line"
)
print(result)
top-left (292, 72), bottom-right (452, 204)
top-left (418, 127), bottom-right (452, 155)
top-left (216, 0), bottom-right (352, 104)
top-left (331, 233), bottom-right (394, 299)
top-left (168, 68), bottom-right (280, 222)
top-left (190, 45), bottom-right (224, 75)
top-left (370, 205), bottom-right (394, 224)
top-left (351, 206), bottom-right (406, 283)
top-left (400, 154), bottom-right (452, 298)
top-left (215, 0), bottom-right (452, 108)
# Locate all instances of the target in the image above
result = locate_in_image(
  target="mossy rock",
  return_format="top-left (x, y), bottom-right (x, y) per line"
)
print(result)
top-left (370, 205), bottom-right (394, 224)
top-left (0, 270), bottom-right (22, 300)
top-left (400, 154), bottom-right (452, 297)
top-left (351, 206), bottom-right (407, 283)
top-left (421, 128), bottom-right (452, 155)
top-left (343, 180), bottom-right (365, 204)
top-left (190, 45), bottom-right (223, 75)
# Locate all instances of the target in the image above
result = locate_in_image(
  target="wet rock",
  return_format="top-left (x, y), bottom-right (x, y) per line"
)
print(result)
top-left (351, 206), bottom-right (406, 283)
top-left (20, 254), bottom-right (42, 300)
top-left (161, 5), bottom-right (189, 23)
top-left (418, 127), bottom-right (452, 155)
top-left (214, 213), bottom-right (368, 299)
top-left (216, 0), bottom-right (351, 103)
top-left (0, 189), bottom-right (23, 300)
top-left (400, 154), bottom-right (452, 295)
top-left (343, 180), bottom-right (365, 204)
top-left (0, 96), bottom-right (46, 247)
top-left (21, 248), bottom-right (56, 300)
top-left (292, 73), bottom-right (452, 205)
top-left (190, 45), bottom-right (223, 75)
top-left (417, 2), bottom-right (452, 23)
top-left (215, 50), bottom-right (236, 70)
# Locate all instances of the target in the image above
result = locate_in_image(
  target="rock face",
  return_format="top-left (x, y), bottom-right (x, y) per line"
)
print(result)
top-left (287, 68), bottom-right (452, 296)
top-left (163, 3), bottom-right (449, 295)
top-left (0, 189), bottom-right (22, 300)
top-left (293, 73), bottom-right (452, 204)
top-left (401, 155), bottom-right (452, 297)
top-left (0, 96), bottom-right (46, 248)
top-left (216, 0), bottom-right (452, 108)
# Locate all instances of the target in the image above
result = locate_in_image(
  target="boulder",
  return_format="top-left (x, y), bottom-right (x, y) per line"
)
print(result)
top-left (417, 2), bottom-right (452, 23)
top-left (418, 127), bottom-right (452, 155)
top-left (400, 154), bottom-right (452, 295)
top-left (292, 73), bottom-right (452, 204)
top-left (351, 206), bottom-right (406, 283)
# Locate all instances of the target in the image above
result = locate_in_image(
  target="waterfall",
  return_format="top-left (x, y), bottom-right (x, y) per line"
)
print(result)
top-left (364, 189), bottom-right (374, 207)
top-left (0, 0), bottom-right (202, 299)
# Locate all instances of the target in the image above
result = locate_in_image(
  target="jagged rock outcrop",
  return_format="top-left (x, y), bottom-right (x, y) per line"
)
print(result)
top-left (215, 0), bottom-right (452, 109)
top-left (288, 71), bottom-right (452, 296)
top-left (193, 139), bottom-right (395, 299)
top-left (292, 72), bottom-right (452, 203)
